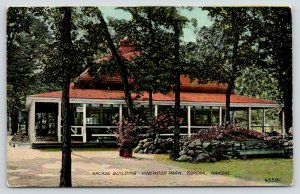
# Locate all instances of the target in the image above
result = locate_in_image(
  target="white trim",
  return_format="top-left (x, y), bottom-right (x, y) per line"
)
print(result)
top-left (187, 106), bottom-right (191, 138)
top-left (262, 108), bottom-right (266, 133)
top-left (28, 100), bottom-right (36, 142)
top-left (119, 104), bottom-right (122, 123)
top-left (26, 96), bottom-right (281, 109)
top-left (219, 106), bottom-right (222, 126)
top-left (154, 104), bottom-right (158, 117)
top-left (248, 107), bottom-right (252, 130)
top-left (82, 103), bottom-right (87, 143)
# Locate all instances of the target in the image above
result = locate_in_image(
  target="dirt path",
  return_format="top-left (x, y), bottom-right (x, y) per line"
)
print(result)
top-left (7, 136), bottom-right (279, 187)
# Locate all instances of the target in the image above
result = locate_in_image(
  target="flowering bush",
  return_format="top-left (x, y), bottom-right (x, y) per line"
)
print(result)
top-left (111, 114), bottom-right (144, 149)
top-left (149, 114), bottom-right (183, 142)
top-left (191, 124), bottom-right (265, 141)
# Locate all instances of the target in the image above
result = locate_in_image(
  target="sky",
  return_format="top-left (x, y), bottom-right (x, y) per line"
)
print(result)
top-left (100, 6), bottom-right (213, 42)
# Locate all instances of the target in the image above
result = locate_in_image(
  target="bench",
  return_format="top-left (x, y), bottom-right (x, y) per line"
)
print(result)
top-left (239, 149), bottom-right (285, 159)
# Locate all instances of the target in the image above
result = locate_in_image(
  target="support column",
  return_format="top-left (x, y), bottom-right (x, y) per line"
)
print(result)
top-left (248, 107), bottom-right (252, 130)
top-left (282, 109), bottom-right (285, 136)
top-left (57, 101), bottom-right (61, 142)
top-left (154, 105), bottom-right (158, 117)
top-left (187, 105), bottom-right (191, 138)
top-left (219, 106), bottom-right (222, 126)
top-left (119, 104), bottom-right (123, 123)
top-left (262, 108), bottom-right (266, 133)
top-left (82, 103), bottom-right (87, 143)
top-left (29, 100), bottom-right (36, 142)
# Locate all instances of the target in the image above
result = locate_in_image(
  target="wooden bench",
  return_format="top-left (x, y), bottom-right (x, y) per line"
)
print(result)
top-left (239, 149), bottom-right (285, 159)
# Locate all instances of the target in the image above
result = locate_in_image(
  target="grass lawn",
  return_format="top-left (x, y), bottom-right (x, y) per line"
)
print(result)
top-left (155, 155), bottom-right (293, 185)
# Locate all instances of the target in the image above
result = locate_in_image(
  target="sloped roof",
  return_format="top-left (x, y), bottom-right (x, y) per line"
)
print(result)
top-left (30, 85), bottom-right (276, 105)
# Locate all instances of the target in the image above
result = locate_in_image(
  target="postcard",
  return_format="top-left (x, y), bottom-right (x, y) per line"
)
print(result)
top-left (7, 6), bottom-right (293, 187)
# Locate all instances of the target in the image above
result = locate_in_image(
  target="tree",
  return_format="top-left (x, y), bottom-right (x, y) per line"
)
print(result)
top-left (7, 7), bottom-right (51, 135)
top-left (253, 7), bottom-right (292, 133)
top-left (59, 7), bottom-right (72, 187)
top-left (92, 8), bottom-right (136, 117)
top-left (115, 7), bottom-right (175, 117)
top-left (194, 7), bottom-right (258, 125)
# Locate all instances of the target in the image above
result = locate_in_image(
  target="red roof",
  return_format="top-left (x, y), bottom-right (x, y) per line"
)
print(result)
top-left (31, 86), bottom-right (275, 105)
top-left (32, 39), bottom-right (275, 105)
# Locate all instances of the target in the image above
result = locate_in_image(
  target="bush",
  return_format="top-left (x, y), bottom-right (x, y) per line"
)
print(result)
top-left (111, 114), bottom-right (144, 149)
top-left (191, 124), bottom-right (265, 141)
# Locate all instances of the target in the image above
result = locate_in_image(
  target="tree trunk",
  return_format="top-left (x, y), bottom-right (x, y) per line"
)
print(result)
top-left (148, 90), bottom-right (153, 117)
top-left (97, 10), bottom-right (135, 118)
top-left (281, 69), bottom-right (292, 134)
top-left (172, 20), bottom-right (181, 160)
top-left (225, 80), bottom-right (235, 125)
top-left (11, 110), bottom-right (19, 135)
top-left (225, 9), bottom-right (239, 126)
top-left (59, 7), bottom-right (72, 187)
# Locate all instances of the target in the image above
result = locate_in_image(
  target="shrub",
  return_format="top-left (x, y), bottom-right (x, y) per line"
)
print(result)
top-left (191, 124), bottom-right (265, 141)
top-left (111, 114), bottom-right (144, 149)
top-left (148, 114), bottom-right (183, 142)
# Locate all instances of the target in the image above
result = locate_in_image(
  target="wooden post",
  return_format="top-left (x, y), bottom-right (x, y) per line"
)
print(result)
top-left (219, 106), bottom-right (222, 126)
top-left (248, 107), bottom-right (251, 130)
top-left (262, 108), bottom-right (266, 133)
top-left (57, 101), bottom-right (62, 142)
top-left (119, 104), bottom-right (123, 123)
top-left (154, 105), bottom-right (158, 117)
top-left (187, 106), bottom-right (191, 138)
top-left (282, 109), bottom-right (285, 136)
top-left (82, 103), bottom-right (87, 143)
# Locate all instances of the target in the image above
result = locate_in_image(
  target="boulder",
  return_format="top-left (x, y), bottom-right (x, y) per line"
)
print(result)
top-left (203, 142), bottom-right (210, 148)
top-left (143, 142), bottom-right (153, 149)
top-left (195, 153), bottom-right (211, 162)
top-left (138, 150), bottom-right (144, 154)
top-left (195, 145), bottom-right (202, 150)
top-left (195, 140), bottom-right (202, 146)
top-left (148, 144), bottom-right (157, 150)
top-left (148, 150), bottom-right (154, 154)
top-left (188, 142), bottom-right (196, 149)
top-left (177, 155), bottom-right (193, 162)
top-left (154, 149), bottom-right (163, 154)
top-left (179, 149), bottom-right (187, 156)
top-left (195, 150), bottom-right (204, 154)
top-left (133, 146), bottom-right (141, 153)
top-left (210, 157), bottom-right (217, 163)
top-left (188, 149), bottom-right (195, 156)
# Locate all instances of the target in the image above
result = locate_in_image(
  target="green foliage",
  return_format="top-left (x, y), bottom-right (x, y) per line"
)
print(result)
top-left (235, 66), bottom-right (281, 103)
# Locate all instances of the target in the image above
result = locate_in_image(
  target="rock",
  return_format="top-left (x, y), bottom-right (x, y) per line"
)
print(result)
top-left (195, 150), bottom-right (204, 154)
top-left (143, 142), bottom-right (153, 148)
top-left (195, 145), bottom-right (202, 150)
top-left (138, 150), bottom-right (144, 154)
top-left (179, 149), bottom-right (187, 156)
top-left (210, 158), bottom-right (217, 163)
top-left (177, 155), bottom-right (193, 162)
top-left (148, 144), bottom-right (156, 150)
top-left (148, 150), bottom-right (154, 154)
top-left (195, 140), bottom-right (202, 146)
top-left (195, 153), bottom-right (211, 162)
top-left (154, 149), bottom-right (163, 154)
top-left (188, 150), bottom-right (195, 156)
top-left (166, 150), bottom-right (172, 154)
top-left (188, 142), bottom-right (196, 148)
top-left (133, 147), bottom-right (141, 153)
top-left (203, 142), bottom-right (210, 148)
